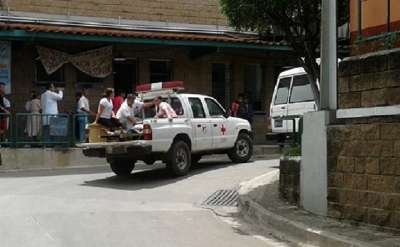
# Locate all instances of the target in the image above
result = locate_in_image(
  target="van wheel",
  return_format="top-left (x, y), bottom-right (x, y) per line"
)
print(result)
top-left (166, 141), bottom-right (191, 176)
top-left (228, 133), bottom-right (253, 163)
top-left (110, 159), bottom-right (135, 176)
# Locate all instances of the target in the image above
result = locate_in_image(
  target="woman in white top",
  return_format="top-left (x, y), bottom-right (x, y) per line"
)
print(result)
top-left (93, 88), bottom-right (122, 132)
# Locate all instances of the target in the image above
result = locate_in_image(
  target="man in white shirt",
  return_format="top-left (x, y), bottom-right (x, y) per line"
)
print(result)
top-left (77, 88), bottom-right (96, 142)
top-left (116, 94), bottom-right (154, 130)
top-left (41, 83), bottom-right (63, 146)
top-left (116, 94), bottom-right (141, 130)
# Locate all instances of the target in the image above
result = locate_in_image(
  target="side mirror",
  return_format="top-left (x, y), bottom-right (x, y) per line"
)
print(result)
top-left (224, 109), bottom-right (231, 118)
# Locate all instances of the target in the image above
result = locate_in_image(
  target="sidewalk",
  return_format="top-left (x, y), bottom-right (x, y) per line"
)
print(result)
top-left (238, 170), bottom-right (400, 247)
top-left (0, 144), bottom-right (284, 171)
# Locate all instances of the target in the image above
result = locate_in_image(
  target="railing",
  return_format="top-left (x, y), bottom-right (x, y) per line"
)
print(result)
top-left (273, 114), bottom-right (303, 147)
top-left (0, 113), bottom-right (94, 148)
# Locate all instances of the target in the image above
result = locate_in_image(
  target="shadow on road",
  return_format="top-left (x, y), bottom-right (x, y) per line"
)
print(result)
top-left (81, 160), bottom-right (249, 191)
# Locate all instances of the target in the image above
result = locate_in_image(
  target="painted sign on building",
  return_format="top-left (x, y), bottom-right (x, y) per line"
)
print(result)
top-left (0, 41), bottom-right (11, 94)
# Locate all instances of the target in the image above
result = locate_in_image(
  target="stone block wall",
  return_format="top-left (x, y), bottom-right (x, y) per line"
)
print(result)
top-left (338, 48), bottom-right (400, 109)
top-left (279, 156), bottom-right (301, 204)
top-left (0, 0), bottom-right (228, 26)
top-left (328, 48), bottom-right (400, 231)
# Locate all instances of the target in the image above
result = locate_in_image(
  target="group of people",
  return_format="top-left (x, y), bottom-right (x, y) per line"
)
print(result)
top-left (21, 84), bottom-right (179, 145)
top-left (93, 88), bottom-right (177, 136)
top-left (231, 93), bottom-right (254, 125)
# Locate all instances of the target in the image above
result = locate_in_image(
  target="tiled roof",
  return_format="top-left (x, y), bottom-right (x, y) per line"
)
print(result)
top-left (0, 21), bottom-right (289, 46)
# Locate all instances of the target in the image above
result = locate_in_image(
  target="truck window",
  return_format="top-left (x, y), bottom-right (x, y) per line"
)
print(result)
top-left (170, 98), bottom-right (184, 115)
top-left (274, 77), bottom-right (291, 105)
top-left (205, 98), bottom-right (224, 117)
top-left (188, 97), bottom-right (206, 118)
top-left (289, 74), bottom-right (314, 103)
top-left (142, 97), bottom-right (184, 118)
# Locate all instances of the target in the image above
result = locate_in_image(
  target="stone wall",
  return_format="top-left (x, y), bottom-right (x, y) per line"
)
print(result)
top-left (0, 0), bottom-right (228, 26)
top-left (328, 48), bottom-right (400, 230)
top-left (279, 156), bottom-right (300, 205)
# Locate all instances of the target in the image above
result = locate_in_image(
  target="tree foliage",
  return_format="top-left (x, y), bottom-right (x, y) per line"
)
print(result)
top-left (220, 0), bottom-right (349, 109)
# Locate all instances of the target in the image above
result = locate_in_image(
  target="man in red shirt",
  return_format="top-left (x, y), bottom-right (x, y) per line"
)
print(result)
top-left (112, 89), bottom-right (125, 114)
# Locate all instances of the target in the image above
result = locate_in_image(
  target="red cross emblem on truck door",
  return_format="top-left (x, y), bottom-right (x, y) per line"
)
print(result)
top-left (221, 124), bottom-right (226, 135)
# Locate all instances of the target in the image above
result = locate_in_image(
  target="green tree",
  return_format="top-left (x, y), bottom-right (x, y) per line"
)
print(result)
top-left (220, 0), bottom-right (349, 109)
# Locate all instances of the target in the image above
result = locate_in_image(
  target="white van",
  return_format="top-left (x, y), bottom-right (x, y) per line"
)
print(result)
top-left (266, 66), bottom-right (318, 145)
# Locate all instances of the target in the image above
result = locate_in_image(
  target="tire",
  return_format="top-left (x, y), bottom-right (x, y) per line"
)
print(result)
top-left (191, 155), bottom-right (202, 165)
top-left (166, 140), bottom-right (191, 176)
top-left (109, 159), bottom-right (135, 176)
top-left (228, 133), bottom-right (253, 163)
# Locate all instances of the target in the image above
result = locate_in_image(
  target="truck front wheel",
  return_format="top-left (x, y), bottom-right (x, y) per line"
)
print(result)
top-left (166, 141), bottom-right (191, 176)
top-left (109, 159), bottom-right (135, 176)
top-left (228, 133), bottom-right (253, 163)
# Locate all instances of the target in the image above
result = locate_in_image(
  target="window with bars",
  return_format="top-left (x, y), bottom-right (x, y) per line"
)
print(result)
top-left (35, 58), bottom-right (65, 87)
top-left (149, 60), bottom-right (172, 83)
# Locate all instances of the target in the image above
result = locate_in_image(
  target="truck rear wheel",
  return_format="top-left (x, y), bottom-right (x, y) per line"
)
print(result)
top-left (109, 159), bottom-right (135, 176)
top-left (228, 133), bottom-right (253, 163)
top-left (166, 140), bottom-right (191, 176)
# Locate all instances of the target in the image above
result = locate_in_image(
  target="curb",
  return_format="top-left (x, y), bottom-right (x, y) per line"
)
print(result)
top-left (237, 171), bottom-right (379, 247)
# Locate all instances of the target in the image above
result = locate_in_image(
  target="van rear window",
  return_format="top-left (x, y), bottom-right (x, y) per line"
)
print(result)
top-left (290, 75), bottom-right (314, 103)
top-left (274, 77), bottom-right (291, 105)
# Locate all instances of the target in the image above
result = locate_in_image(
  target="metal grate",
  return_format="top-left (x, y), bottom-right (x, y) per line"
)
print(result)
top-left (202, 189), bottom-right (238, 206)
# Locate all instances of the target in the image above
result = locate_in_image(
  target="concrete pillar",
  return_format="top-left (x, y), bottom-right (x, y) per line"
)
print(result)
top-left (300, 111), bottom-right (337, 216)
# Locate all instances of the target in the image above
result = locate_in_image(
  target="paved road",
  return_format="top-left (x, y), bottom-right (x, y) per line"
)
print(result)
top-left (0, 158), bottom-right (293, 247)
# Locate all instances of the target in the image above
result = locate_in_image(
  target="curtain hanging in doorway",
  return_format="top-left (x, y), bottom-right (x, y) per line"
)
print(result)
top-left (36, 46), bottom-right (113, 78)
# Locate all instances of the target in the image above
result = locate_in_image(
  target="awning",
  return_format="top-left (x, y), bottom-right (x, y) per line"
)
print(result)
top-left (0, 21), bottom-right (293, 51)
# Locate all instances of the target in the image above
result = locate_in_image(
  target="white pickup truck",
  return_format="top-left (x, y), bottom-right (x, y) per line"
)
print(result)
top-left (78, 81), bottom-right (253, 177)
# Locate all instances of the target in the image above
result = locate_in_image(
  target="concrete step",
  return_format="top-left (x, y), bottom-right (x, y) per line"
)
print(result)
top-left (253, 145), bottom-right (290, 156)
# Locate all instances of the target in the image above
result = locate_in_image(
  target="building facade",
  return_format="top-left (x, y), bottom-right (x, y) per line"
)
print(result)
top-left (350, 0), bottom-right (400, 54)
top-left (0, 0), bottom-right (299, 141)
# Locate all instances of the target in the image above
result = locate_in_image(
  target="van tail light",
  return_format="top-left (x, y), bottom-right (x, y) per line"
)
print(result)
top-left (143, 124), bottom-right (152, 140)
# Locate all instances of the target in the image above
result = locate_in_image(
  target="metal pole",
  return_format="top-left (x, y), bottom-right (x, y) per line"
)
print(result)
top-left (387, 0), bottom-right (391, 33)
top-left (358, 0), bottom-right (362, 38)
top-left (320, 0), bottom-right (338, 110)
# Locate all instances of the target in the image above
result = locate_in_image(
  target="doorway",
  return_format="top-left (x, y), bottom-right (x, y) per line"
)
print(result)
top-left (113, 59), bottom-right (137, 94)
top-left (212, 63), bottom-right (233, 110)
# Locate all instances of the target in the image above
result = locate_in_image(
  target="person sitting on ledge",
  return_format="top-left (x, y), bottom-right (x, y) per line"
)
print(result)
top-left (93, 88), bottom-right (123, 135)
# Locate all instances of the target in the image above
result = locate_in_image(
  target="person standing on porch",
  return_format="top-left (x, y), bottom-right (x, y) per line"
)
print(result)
top-left (0, 83), bottom-right (10, 142)
top-left (41, 83), bottom-right (63, 146)
top-left (112, 89), bottom-right (125, 115)
top-left (24, 90), bottom-right (35, 135)
top-left (27, 92), bottom-right (42, 144)
top-left (77, 88), bottom-right (96, 142)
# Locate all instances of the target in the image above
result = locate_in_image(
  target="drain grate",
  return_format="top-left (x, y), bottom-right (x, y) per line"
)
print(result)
top-left (202, 189), bottom-right (238, 206)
